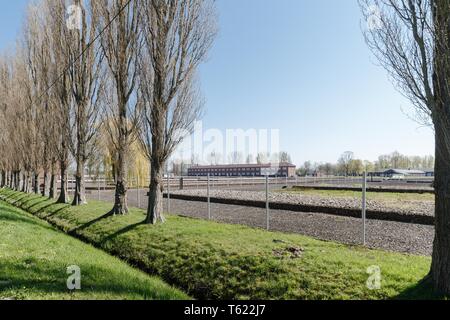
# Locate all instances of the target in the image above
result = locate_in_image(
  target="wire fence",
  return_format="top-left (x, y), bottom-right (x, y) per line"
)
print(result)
top-left (71, 173), bottom-right (433, 251)
top-left (24, 172), bottom-right (433, 254)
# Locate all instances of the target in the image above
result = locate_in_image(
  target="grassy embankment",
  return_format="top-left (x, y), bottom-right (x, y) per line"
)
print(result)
top-left (0, 188), bottom-right (439, 300)
top-left (0, 198), bottom-right (188, 300)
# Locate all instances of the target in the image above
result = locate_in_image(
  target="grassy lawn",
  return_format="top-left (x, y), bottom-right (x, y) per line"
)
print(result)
top-left (0, 196), bottom-right (188, 300)
top-left (282, 188), bottom-right (434, 202)
top-left (0, 188), bottom-right (438, 300)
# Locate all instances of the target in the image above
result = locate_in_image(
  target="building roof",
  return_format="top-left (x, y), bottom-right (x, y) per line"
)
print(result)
top-left (189, 162), bottom-right (296, 169)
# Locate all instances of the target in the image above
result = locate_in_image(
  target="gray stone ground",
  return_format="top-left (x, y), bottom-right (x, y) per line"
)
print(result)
top-left (171, 189), bottom-right (434, 217)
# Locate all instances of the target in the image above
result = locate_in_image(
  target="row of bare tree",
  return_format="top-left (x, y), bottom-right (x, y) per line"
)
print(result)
top-left (0, 0), bottom-right (217, 224)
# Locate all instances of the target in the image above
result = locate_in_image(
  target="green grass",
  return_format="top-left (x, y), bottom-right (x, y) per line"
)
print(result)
top-left (0, 195), bottom-right (188, 300)
top-left (0, 188), bottom-right (438, 300)
top-left (282, 188), bottom-right (434, 202)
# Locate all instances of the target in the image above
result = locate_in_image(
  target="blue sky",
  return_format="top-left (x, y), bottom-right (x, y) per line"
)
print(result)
top-left (0, 0), bottom-right (435, 166)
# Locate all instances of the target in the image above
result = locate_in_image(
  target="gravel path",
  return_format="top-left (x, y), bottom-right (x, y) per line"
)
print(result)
top-left (89, 189), bottom-right (434, 256)
top-left (171, 189), bottom-right (435, 218)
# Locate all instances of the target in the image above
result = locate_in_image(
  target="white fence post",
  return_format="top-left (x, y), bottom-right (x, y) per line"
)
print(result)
top-left (207, 174), bottom-right (211, 220)
top-left (266, 175), bottom-right (270, 230)
top-left (98, 178), bottom-right (101, 201)
top-left (137, 175), bottom-right (141, 208)
top-left (362, 171), bottom-right (367, 246)
top-left (167, 174), bottom-right (170, 214)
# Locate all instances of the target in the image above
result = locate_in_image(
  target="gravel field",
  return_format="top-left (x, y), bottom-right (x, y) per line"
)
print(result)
top-left (88, 189), bottom-right (434, 256)
top-left (162, 199), bottom-right (434, 256)
top-left (171, 189), bottom-right (435, 217)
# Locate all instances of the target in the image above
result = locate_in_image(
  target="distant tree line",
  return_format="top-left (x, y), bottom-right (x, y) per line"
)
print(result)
top-left (296, 151), bottom-right (435, 177)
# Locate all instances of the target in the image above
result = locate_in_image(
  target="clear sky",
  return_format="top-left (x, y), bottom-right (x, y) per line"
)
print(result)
top-left (0, 0), bottom-right (435, 166)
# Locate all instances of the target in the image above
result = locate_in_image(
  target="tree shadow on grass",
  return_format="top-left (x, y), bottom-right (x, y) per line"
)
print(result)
top-left (395, 275), bottom-right (447, 300)
top-left (23, 199), bottom-right (53, 212)
top-left (8, 194), bottom-right (30, 204)
top-left (0, 208), bottom-right (54, 231)
top-left (68, 211), bottom-right (116, 235)
top-left (35, 203), bottom-right (71, 218)
top-left (100, 221), bottom-right (146, 244)
top-left (9, 195), bottom-right (46, 210)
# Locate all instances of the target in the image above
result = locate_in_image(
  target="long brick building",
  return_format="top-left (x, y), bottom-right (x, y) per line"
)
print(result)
top-left (187, 163), bottom-right (297, 177)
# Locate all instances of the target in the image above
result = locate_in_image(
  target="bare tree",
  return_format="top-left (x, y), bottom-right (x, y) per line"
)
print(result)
top-left (138, 0), bottom-right (217, 224)
top-left (278, 151), bottom-right (292, 163)
top-left (337, 151), bottom-right (354, 176)
top-left (0, 54), bottom-right (15, 189)
top-left (256, 152), bottom-right (270, 164)
top-left (67, 0), bottom-right (105, 206)
top-left (360, 0), bottom-right (449, 293)
top-left (94, 0), bottom-right (141, 215)
top-left (45, 0), bottom-right (74, 203)
top-left (21, 3), bottom-right (49, 195)
top-left (30, 4), bottom-right (53, 198)
top-left (246, 154), bottom-right (255, 164)
top-left (228, 151), bottom-right (244, 164)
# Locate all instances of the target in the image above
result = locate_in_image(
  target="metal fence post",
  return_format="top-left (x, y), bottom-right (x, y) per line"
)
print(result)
top-left (207, 174), bottom-right (211, 220)
top-left (266, 175), bottom-right (270, 230)
top-left (362, 171), bottom-right (367, 246)
top-left (137, 175), bottom-right (141, 208)
top-left (167, 174), bottom-right (170, 214)
top-left (98, 178), bottom-right (101, 201)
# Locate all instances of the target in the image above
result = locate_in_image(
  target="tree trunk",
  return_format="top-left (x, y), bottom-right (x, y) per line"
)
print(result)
top-left (16, 171), bottom-right (20, 191)
top-left (146, 161), bottom-right (166, 224)
top-left (33, 172), bottom-right (39, 194)
top-left (23, 172), bottom-right (27, 193)
top-left (12, 171), bottom-right (17, 190)
top-left (112, 143), bottom-right (128, 215)
top-left (430, 0), bottom-right (450, 294)
top-left (22, 172), bottom-right (27, 192)
top-left (431, 117), bottom-right (450, 294)
top-left (111, 101), bottom-right (129, 215)
top-left (18, 171), bottom-right (23, 191)
top-left (28, 172), bottom-right (33, 193)
top-left (57, 160), bottom-right (68, 204)
top-left (72, 156), bottom-right (87, 206)
top-left (42, 171), bottom-right (50, 197)
top-left (0, 170), bottom-right (4, 187)
top-left (49, 160), bottom-right (57, 199)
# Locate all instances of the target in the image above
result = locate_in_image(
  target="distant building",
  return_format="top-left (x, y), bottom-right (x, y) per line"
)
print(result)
top-left (187, 163), bottom-right (297, 177)
top-left (369, 169), bottom-right (429, 178)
